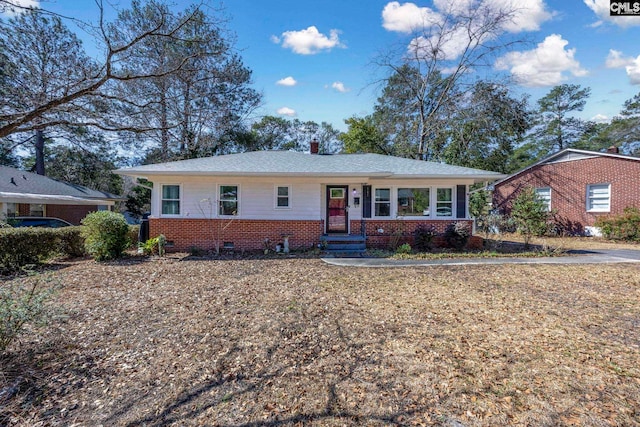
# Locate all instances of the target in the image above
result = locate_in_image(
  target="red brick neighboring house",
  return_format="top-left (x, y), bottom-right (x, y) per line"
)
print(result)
top-left (492, 148), bottom-right (640, 235)
top-left (0, 166), bottom-right (124, 225)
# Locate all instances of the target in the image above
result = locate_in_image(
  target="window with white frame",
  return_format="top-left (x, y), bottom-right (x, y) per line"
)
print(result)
top-left (276, 186), bottom-right (290, 208)
top-left (398, 188), bottom-right (430, 216)
top-left (219, 185), bottom-right (238, 216)
top-left (436, 188), bottom-right (453, 217)
top-left (587, 184), bottom-right (610, 212)
top-left (374, 188), bottom-right (391, 217)
top-left (535, 187), bottom-right (551, 211)
top-left (161, 185), bottom-right (180, 215)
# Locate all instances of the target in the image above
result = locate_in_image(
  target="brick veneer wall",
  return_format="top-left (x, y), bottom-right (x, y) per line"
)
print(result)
top-left (46, 205), bottom-right (100, 225)
top-left (493, 156), bottom-right (640, 231)
top-left (149, 218), bottom-right (325, 251)
top-left (16, 203), bottom-right (99, 225)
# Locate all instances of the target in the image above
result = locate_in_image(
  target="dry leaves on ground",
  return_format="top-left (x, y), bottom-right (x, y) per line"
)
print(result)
top-left (1, 254), bottom-right (639, 426)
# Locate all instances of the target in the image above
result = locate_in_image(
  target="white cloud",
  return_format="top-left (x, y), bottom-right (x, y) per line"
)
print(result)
top-left (605, 50), bottom-right (640, 84)
top-left (409, 25), bottom-right (477, 61)
top-left (382, 0), bottom-right (553, 35)
top-left (486, 0), bottom-right (554, 32)
top-left (381, 2), bottom-right (442, 33)
top-left (0, 0), bottom-right (39, 16)
top-left (275, 26), bottom-right (344, 55)
top-left (584, 0), bottom-right (640, 28)
top-left (276, 76), bottom-right (297, 87)
top-left (277, 107), bottom-right (296, 117)
top-left (331, 82), bottom-right (350, 93)
top-left (495, 34), bottom-right (587, 87)
top-left (626, 56), bottom-right (640, 84)
top-left (605, 50), bottom-right (634, 68)
top-left (591, 114), bottom-right (610, 123)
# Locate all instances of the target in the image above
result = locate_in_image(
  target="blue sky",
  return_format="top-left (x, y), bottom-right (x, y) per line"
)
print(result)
top-left (4, 0), bottom-right (640, 131)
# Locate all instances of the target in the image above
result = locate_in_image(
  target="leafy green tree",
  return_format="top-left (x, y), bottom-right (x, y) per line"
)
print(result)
top-left (443, 81), bottom-right (531, 172)
top-left (533, 84), bottom-right (593, 154)
top-left (340, 116), bottom-right (390, 154)
top-left (510, 186), bottom-right (550, 248)
top-left (112, 1), bottom-right (260, 162)
top-left (582, 92), bottom-right (640, 155)
top-left (375, 2), bottom-right (525, 160)
top-left (0, 10), bottom-right (95, 175)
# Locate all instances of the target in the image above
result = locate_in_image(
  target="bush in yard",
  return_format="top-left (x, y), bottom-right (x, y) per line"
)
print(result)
top-left (54, 226), bottom-right (86, 258)
top-left (0, 274), bottom-right (56, 352)
top-left (0, 227), bottom-right (87, 273)
top-left (595, 207), bottom-right (640, 241)
top-left (510, 186), bottom-right (550, 249)
top-left (395, 243), bottom-right (412, 254)
top-left (141, 234), bottom-right (166, 256)
top-left (0, 228), bottom-right (63, 274)
top-left (82, 211), bottom-right (130, 261)
top-left (413, 223), bottom-right (437, 251)
top-left (444, 222), bottom-right (470, 250)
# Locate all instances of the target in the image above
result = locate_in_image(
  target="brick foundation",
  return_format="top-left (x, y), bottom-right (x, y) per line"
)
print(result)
top-left (149, 218), bottom-right (325, 251)
top-left (150, 218), bottom-right (483, 252)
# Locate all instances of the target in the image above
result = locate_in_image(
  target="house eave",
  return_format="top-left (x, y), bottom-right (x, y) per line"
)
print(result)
top-left (0, 192), bottom-right (120, 205)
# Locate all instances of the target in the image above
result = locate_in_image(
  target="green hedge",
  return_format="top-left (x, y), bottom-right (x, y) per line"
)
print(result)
top-left (595, 207), bottom-right (640, 241)
top-left (0, 226), bottom-right (85, 274)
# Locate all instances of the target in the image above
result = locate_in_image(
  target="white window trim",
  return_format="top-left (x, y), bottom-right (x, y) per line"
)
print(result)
top-left (275, 185), bottom-right (292, 209)
top-left (160, 184), bottom-right (182, 217)
top-left (373, 187), bottom-right (392, 218)
top-left (435, 187), bottom-right (454, 218)
top-left (535, 187), bottom-right (552, 212)
top-left (586, 183), bottom-right (611, 213)
top-left (397, 187), bottom-right (431, 217)
top-left (219, 184), bottom-right (240, 217)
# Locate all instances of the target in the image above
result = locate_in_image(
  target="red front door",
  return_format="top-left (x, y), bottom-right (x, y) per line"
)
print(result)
top-left (326, 185), bottom-right (348, 233)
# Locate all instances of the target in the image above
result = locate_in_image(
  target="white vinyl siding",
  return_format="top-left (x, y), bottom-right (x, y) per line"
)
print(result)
top-left (535, 187), bottom-right (551, 211)
top-left (587, 184), bottom-right (610, 212)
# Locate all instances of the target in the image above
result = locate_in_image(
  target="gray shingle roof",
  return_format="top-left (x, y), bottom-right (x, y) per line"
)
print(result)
top-left (0, 166), bottom-right (123, 201)
top-left (116, 151), bottom-right (505, 181)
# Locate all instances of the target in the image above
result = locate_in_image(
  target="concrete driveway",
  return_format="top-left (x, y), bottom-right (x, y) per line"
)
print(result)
top-left (322, 249), bottom-right (640, 268)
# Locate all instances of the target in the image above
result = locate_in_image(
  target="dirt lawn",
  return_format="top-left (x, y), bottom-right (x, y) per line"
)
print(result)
top-left (2, 250), bottom-right (640, 426)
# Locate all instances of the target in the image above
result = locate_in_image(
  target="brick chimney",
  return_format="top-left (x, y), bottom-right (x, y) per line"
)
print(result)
top-left (607, 145), bottom-right (619, 154)
top-left (310, 138), bottom-right (319, 154)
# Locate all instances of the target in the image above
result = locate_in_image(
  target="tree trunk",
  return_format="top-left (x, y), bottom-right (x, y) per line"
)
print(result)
top-left (35, 129), bottom-right (45, 175)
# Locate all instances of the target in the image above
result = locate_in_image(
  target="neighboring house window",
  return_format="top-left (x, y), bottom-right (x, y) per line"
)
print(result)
top-left (587, 183), bottom-right (610, 212)
top-left (436, 188), bottom-right (453, 217)
top-left (374, 188), bottom-right (391, 217)
top-left (220, 185), bottom-right (238, 216)
top-left (6, 202), bottom-right (16, 217)
top-left (398, 188), bottom-right (430, 216)
top-left (276, 186), bottom-right (290, 208)
top-left (535, 187), bottom-right (551, 211)
top-left (161, 185), bottom-right (181, 215)
top-left (29, 204), bottom-right (44, 217)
